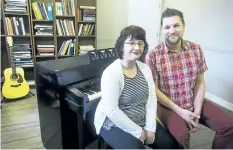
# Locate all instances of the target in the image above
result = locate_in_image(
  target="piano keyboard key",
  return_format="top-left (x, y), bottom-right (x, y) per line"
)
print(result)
top-left (83, 90), bottom-right (101, 101)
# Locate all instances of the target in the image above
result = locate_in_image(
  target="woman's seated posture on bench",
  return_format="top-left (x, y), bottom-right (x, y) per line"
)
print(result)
top-left (94, 25), bottom-right (181, 149)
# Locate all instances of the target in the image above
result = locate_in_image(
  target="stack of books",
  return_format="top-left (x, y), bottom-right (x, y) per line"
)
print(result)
top-left (79, 44), bottom-right (95, 55)
top-left (37, 45), bottom-right (55, 56)
top-left (77, 6), bottom-right (96, 22)
top-left (4, 0), bottom-right (27, 14)
top-left (12, 44), bottom-right (33, 67)
top-left (34, 24), bottom-right (53, 35)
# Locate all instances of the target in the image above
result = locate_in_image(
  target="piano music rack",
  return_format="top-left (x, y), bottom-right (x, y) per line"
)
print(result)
top-left (88, 48), bottom-right (116, 61)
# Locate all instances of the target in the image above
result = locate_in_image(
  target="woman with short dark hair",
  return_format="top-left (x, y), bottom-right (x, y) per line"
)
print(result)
top-left (94, 25), bottom-right (181, 149)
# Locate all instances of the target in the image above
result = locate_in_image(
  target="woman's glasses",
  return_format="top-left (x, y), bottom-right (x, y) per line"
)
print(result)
top-left (124, 40), bottom-right (145, 47)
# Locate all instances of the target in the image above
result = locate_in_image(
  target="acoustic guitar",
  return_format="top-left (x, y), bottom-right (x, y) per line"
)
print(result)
top-left (2, 37), bottom-right (30, 99)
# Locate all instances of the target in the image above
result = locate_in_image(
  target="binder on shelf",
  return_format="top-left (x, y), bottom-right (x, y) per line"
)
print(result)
top-left (47, 3), bottom-right (53, 20)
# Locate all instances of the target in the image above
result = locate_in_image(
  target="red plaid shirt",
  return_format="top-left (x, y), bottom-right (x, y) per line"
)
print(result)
top-left (145, 40), bottom-right (208, 111)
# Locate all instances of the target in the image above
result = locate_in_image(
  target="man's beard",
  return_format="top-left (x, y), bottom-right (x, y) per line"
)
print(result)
top-left (166, 36), bottom-right (181, 45)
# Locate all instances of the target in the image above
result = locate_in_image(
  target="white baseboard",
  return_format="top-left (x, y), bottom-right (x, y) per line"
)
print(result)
top-left (204, 46), bottom-right (233, 54)
top-left (205, 92), bottom-right (233, 111)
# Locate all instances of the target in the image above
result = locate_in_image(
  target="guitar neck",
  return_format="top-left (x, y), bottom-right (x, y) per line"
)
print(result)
top-left (7, 36), bottom-right (17, 75)
top-left (10, 47), bottom-right (17, 75)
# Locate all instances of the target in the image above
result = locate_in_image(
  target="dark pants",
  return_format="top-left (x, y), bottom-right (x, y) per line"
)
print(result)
top-left (157, 100), bottom-right (233, 149)
top-left (100, 120), bottom-right (182, 149)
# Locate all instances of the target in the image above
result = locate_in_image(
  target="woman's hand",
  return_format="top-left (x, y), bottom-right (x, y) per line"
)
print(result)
top-left (145, 130), bottom-right (155, 144)
top-left (139, 130), bottom-right (146, 144)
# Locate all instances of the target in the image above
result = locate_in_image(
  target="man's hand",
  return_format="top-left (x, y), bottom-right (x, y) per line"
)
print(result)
top-left (186, 110), bottom-right (201, 132)
top-left (186, 122), bottom-right (193, 130)
top-left (186, 117), bottom-right (200, 132)
top-left (145, 130), bottom-right (155, 144)
top-left (192, 117), bottom-right (200, 132)
top-left (179, 108), bottom-right (200, 128)
top-left (139, 130), bottom-right (146, 144)
top-left (191, 111), bottom-right (201, 132)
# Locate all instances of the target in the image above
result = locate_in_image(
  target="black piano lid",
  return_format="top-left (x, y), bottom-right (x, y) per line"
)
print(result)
top-left (34, 48), bottom-right (117, 87)
top-left (35, 54), bottom-right (89, 72)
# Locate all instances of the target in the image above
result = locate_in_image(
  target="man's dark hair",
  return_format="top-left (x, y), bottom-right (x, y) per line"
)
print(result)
top-left (161, 8), bottom-right (185, 26)
top-left (115, 25), bottom-right (148, 62)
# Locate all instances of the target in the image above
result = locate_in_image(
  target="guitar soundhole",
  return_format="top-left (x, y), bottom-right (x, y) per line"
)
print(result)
top-left (10, 73), bottom-right (24, 83)
top-left (11, 74), bottom-right (19, 80)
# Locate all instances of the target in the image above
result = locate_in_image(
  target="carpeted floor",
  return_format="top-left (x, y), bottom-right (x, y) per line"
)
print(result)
top-left (1, 90), bottom-right (233, 149)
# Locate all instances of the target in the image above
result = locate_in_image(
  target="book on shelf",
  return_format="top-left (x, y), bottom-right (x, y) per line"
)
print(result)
top-left (78, 23), bottom-right (95, 36)
top-left (79, 44), bottom-right (95, 55)
top-left (36, 44), bottom-right (55, 48)
top-left (5, 17), bottom-right (27, 35)
top-left (56, 19), bottom-right (75, 36)
top-left (31, 2), bottom-right (53, 20)
top-left (55, 0), bottom-right (75, 16)
top-left (77, 6), bottom-right (96, 22)
top-left (4, 0), bottom-right (27, 14)
top-left (34, 24), bottom-right (53, 35)
top-left (37, 44), bottom-right (55, 56)
top-left (58, 39), bottom-right (76, 56)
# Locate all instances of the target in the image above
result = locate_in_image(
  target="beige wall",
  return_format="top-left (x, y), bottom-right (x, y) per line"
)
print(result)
top-left (96, 0), bottom-right (129, 49)
top-left (127, 0), bottom-right (162, 50)
top-left (96, 0), bottom-right (162, 50)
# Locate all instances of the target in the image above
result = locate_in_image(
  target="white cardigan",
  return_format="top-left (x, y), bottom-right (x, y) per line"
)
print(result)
top-left (94, 59), bottom-right (157, 139)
